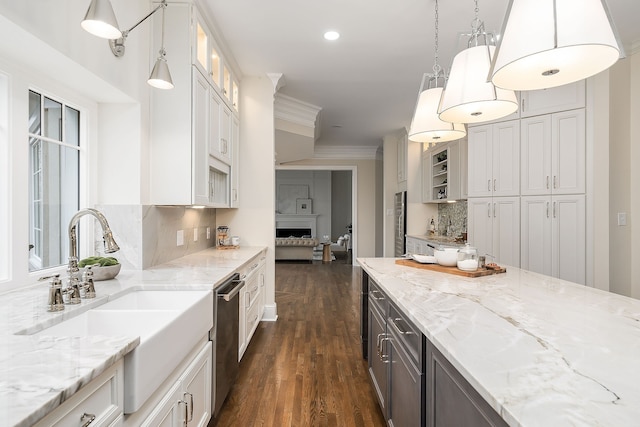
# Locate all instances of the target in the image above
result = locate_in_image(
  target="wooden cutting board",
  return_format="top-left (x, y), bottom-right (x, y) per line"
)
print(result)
top-left (395, 258), bottom-right (506, 278)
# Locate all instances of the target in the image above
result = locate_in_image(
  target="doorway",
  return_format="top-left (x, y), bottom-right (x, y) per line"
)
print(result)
top-left (275, 166), bottom-right (357, 264)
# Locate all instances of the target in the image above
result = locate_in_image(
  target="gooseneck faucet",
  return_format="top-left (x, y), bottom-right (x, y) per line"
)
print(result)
top-left (66, 208), bottom-right (120, 303)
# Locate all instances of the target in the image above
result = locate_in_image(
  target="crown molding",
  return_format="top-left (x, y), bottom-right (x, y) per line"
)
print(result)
top-left (313, 145), bottom-right (380, 160)
top-left (274, 94), bottom-right (322, 129)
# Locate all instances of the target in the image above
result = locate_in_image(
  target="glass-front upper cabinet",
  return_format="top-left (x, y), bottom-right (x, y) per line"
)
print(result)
top-left (192, 6), bottom-right (238, 110)
top-left (232, 78), bottom-right (239, 111)
top-left (211, 45), bottom-right (221, 89)
top-left (223, 65), bottom-right (231, 102)
top-left (195, 20), bottom-right (208, 77)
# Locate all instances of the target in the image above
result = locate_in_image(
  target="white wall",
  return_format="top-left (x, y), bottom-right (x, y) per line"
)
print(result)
top-left (216, 76), bottom-right (277, 319)
top-left (608, 51), bottom-right (640, 298)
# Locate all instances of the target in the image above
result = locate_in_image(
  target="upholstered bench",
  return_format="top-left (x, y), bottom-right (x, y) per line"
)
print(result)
top-left (275, 237), bottom-right (319, 261)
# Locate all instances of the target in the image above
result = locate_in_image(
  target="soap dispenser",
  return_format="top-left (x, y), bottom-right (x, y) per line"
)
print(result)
top-left (429, 218), bottom-right (435, 235)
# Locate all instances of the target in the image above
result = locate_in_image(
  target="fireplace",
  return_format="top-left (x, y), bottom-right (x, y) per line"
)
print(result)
top-left (275, 214), bottom-right (318, 238)
top-left (276, 228), bottom-right (312, 238)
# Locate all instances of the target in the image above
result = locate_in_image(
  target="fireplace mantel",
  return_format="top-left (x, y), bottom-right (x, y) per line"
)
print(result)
top-left (276, 214), bottom-right (319, 237)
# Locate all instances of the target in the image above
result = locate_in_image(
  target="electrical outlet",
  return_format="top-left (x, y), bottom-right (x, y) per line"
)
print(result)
top-left (193, 228), bottom-right (198, 242)
top-left (618, 212), bottom-right (627, 226)
top-left (177, 230), bottom-right (184, 246)
top-left (206, 227), bottom-right (211, 239)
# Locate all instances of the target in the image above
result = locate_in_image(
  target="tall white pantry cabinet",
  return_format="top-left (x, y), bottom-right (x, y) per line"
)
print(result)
top-left (468, 80), bottom-right (587, 284)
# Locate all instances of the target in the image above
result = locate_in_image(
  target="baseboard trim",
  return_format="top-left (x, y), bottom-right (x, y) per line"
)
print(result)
top-left (262, 304), bottom-right (278, 321)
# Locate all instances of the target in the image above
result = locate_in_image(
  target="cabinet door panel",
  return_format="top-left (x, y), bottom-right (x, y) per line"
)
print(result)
top-left (209, 90), bottom-right (222, 159)
top-left (493, 197), bottom-right (520, 267)
top-left (140, 381), bottom-right (183, 427)
top-left (468, 126), bottom-right (493, 197)
top-left (368, 303), bottom-right (388, 415)
top-left (520, 80), bottom-right (585, 118)
top-left (520, 196), bottom-right (552, 276)
top-left (552, 195), bottom-right (585, 284)
top-left (552, 110), bottom-right (585, 195)
top-left (192, 69), bottom-right (210, 205)
top-left (430, 351), bottom-right (505, 427)
top-left (467, 198), bottom-right (493, 259)
top-left (181, 343), bottom-right (212, 427)
top-left (492, 120), bottom-right (520, 197)
top-left (389, 337), bottom-right (422, 427)
top-left (521, 115), bottom-right (552, 196)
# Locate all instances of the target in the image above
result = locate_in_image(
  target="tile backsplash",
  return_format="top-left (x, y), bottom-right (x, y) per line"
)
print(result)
top-left (95, 205), bottom-right (216, 269)
top-left (436, 201), bottom-right (467, 237)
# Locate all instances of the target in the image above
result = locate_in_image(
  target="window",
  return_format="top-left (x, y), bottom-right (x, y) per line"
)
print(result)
top-left (28, 90), bottom-right (80, 272)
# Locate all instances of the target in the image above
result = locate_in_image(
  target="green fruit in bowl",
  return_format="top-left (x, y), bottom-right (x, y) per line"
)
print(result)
top-left (79, 256), bottom-right (119, 268)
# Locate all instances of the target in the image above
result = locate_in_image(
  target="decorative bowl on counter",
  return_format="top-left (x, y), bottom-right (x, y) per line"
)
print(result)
top-left (84, 263), bottom-right (121, 281)
top-left (434, 248), bottom-right (459, 266)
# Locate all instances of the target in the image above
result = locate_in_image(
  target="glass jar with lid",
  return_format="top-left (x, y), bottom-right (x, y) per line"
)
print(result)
top-left (457, 243), bottom-right (478, 271)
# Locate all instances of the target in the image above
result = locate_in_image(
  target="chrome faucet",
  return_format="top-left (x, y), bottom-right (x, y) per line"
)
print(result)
top-left (66, 208), bottom-right (119, 302)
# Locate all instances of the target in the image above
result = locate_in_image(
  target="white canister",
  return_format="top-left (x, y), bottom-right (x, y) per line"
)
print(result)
top-left (231, 236), bottom-right (240, 246)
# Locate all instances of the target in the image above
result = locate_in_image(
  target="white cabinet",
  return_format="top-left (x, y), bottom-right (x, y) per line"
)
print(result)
top-left (521, 109), bottom-right (585, 196)
top-left (521, 195), bottom-right (586, 284)
top-left (141, 342), bottom-right (212, 427)
top-left (230, 115), bottom-right (240, 207)
top-left (422, 140), bottom-right (464, 202)
top-left (34, 360), bottom-right (123, 427)
top-left (467, 197), bottom-right (520, 267)
top-left (398, 133), bottom-right (408, 183)
top-left (467, 120), bottom-right (520, 198)
top-left (406, 237), bottom-right (436, 256)
top-left (150, 2), bottom-right (237, 207)
top-left (520, 80), bottom-right (585, 118)
top-left (239, 252), bottom-right (266, 359)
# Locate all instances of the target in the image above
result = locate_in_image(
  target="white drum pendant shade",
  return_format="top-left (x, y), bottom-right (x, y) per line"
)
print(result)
top-left (490, 0), bottom-right (621, 91)
top-left (409, 87), bottom-right (466, 143)
top-left (439, 45), bottom-right (518, 124)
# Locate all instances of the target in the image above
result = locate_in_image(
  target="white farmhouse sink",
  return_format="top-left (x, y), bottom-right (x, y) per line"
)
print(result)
top-left (29, 290), bottom-right (213, 413)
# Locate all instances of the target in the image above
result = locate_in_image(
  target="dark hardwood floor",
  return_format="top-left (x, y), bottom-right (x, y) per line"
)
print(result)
top-left (215, 257), bottom-right (385, 426)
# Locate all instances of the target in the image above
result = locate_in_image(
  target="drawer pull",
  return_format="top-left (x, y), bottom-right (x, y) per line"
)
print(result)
top-left (184, 392), bottom-right (194, 422)
top-left (370, 290), bottom-right (385, 301)
top-left (379, 337), bottom-right (391, 363)
top-left (391, 317), bottom-right (413, 335)
top-left (177, 399), bottom-right (188, 427)
top-left (80, 413), bottom-right (96, 427)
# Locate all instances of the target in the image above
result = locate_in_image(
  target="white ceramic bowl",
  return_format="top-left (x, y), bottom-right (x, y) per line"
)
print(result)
top-left (434, 248), bottom-right (459, 266)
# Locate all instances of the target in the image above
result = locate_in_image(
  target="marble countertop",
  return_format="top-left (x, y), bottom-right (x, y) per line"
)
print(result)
top-left (358, 257), bottom-right (640, 427)
top-left (0, 246), bottom-right (265, 427)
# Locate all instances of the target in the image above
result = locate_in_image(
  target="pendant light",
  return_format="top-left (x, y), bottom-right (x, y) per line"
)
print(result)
top-left (438, 0), bottom-right (518, 124)
top-left (408, 0), bottom-right (466, 144)
top-left (489, 0), bottom-right (623, 91)
top-left (148, 2), bottom-right (174, 89)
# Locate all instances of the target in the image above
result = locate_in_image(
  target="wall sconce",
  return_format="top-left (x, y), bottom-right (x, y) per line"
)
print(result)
top-left (489, 0), bottom-right (623, 91)
top-left (81, 0), bottom-right (174, 89)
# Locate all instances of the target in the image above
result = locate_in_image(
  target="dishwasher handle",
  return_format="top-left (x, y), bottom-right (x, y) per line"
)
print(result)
top-left (217, 279), bottom-right (245, 301)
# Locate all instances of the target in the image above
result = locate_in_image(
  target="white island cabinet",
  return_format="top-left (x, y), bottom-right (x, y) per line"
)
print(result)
top-left (150, 1), bottom-right (239, 208)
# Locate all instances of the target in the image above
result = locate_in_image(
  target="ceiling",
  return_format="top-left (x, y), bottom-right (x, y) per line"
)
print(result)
top-left (202, 0), bottom-right (640, 149)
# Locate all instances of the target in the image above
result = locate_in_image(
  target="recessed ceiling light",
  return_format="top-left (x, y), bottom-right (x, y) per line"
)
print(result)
top-left (324, 31), bottom-right (340, 41)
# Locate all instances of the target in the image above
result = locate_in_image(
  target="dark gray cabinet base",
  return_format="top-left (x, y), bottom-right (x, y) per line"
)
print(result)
top-left (426, 342), bottom-right (508, 427)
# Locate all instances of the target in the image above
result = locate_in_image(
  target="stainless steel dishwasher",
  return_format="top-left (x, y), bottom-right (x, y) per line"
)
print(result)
top-left (212, 273), bottom-right (244, 421)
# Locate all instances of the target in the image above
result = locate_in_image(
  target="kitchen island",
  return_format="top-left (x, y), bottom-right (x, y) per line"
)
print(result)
top-left (0, 246), bottom-right (266, 427)
top-left (359, 257), bottom-right (640, 426)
